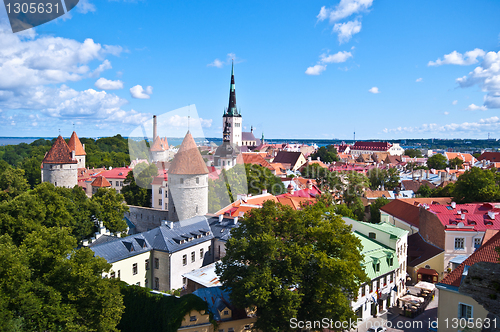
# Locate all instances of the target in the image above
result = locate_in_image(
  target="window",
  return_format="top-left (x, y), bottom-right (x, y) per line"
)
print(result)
top-left (159, 188), bottom-right (162, 194)
top-left (361, 285), bottom-right (365, 296)
top-left (474, 237), bottom-right (482, 248)
top-left (196, 177), bottom-right (199, 184)
top-left (190, 316), bottom-right (197, 322)
top-left (145, 279), bottom-right (148, 287)
top-left (183, 277), bottom-right (187, 285)
top-left (228, 328), bottom-right (234, 332)
top-left (458, 303), bottom-right (473, 320)
top-left (183, 255), bottom-right (187, 266)
top-left (373, 280), bottom-right (378, 290)
top-left (373, 262), bottom-right (380, 272)
top-left (180, 178), bottom-right (184, 184)
top-left (118, 270), bottom-right (120, 279)
top-left (200, 248), bottom-right (204, 259)
top-left (109, 181), bottom-right (113, 186)
top-left (390, 274), bottom-right (393, 283)
top-left (133, 263), bottom-right (138, 275)
top-left (191, 251), bottom-right (195, 263)
top-left (159, 199), bottom-right (162, 206)
top-left (145, 259), bottom-right (149, 270)
top-left (110, 271), bottom-right (115, 279)
top-left (208, 245), bottom-right (211, 254)
top-left (120, 181), bottom-right (123, 187)
top-left (155, 258), bottom-right (159, 269)
top-left (387, 257), bottom-right (394, 266)
top-left (154, 277), bottom-right (159, 290)
top-left (369, 282), bottom-right (373, 293)
top-left (383, 276), bottom-right (387, 286)
top-left (455, 238), bottom-right (465, 250)
top-left (219, 330), bottom-right (224, 332)
top-left (244, 325), bottom-right (251, 330)
top-left (223, 310), bottom-right (229, 315)
top-left (368, 232), bottom-right (376, 239)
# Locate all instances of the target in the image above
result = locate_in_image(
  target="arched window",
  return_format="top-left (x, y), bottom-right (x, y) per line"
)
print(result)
top-left (196, 177), bottom-right (199, 184)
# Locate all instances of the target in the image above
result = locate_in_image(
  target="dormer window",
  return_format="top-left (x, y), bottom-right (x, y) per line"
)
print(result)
top-left (368, 232), bottom-right (376, 239)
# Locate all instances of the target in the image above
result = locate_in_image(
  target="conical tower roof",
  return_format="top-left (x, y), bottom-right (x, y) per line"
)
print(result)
top-left (91, 175), bottom-right (111, 187)
top-left (168, 131), bottom-right (208, 175)
top-left (224, 61), bottom-right (240, 117)
top-left (42, 135), bottom-right (78, 164)
top-left (150, 136), bottom-right (169, 152)
top-left (68, 131), bottom-right (86, 156)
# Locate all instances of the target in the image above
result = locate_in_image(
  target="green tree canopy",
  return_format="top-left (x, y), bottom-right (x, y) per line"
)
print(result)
top-left (309, 145), bottom-right (339, 163)
top-left (369, 197), bottom-right (390, 223)
top-left (452, 168), bottom-right (500, 203)
top-left (121, 162), bottom-right (158, 207)
top-left (448, 157), bottom-right (464, 169)
top-left (216, 200), bottom-right (368, 332)
top-left (405, 149), bottom-right (423, 158)
top-left (427, 154), bottom-right (448, 170)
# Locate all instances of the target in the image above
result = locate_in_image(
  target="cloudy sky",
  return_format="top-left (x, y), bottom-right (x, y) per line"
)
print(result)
top-left (1, 0), bottom-right (500, 139)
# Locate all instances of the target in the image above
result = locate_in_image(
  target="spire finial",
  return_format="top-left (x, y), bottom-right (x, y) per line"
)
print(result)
top-left (188, 105), bottom-right (191, 132)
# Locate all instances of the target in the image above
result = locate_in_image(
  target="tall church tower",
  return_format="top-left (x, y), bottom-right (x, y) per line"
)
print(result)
top-left (167, 131), bottom-right (209, 221)
top-left (223, 61), bottom-right (242, 147)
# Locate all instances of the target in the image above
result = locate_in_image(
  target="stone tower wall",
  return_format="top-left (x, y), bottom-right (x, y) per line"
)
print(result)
top-left (167, 173), bottom-right (208, 221)
top-left (76, 155), bottom-right (86, 169)
top-left (41, 163), bottom-right (78, 188)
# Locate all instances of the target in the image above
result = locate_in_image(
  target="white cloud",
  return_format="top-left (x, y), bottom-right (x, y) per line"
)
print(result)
top-left (383, 116), bottom-right (500, 134)
top-left (428, 48), bottom-right (485, 66)
top-left (207, 53), bottom-right (241, 68)
top-left (95, 78), bottom-right (124, 90)
top-left (416, 78), bottom-right (423, 82)
top-left (208, 59), bottom-right (224, 68)
top-left (90, 59), bottom-right (112, 77)
top-left (333, 20), bottom-right (362, 44)
top-left (165, 115), bottom-right (212, 128)
top-left (455, 51), bottom-right (500, 109)
top-left (0, 25), bottom-right (122, 91)
top-left (317, 0), bottom-right (374, 23)
top-left (77, 0), bottom-right (96, 14)
top-left (320, 51), bottom-right (353, 63)
top-left (466, 104), bottom-right (488, 111)
top-left (305, 65), bottom-right (327, 75)
top-left (444, 112), bottom-right (449, 115)
top-left (130, 85), bottom-right (153, 99)
top-left (452, 100), bottom-right (458, 105)
top-left (368, 87), bottom-right (380, 94)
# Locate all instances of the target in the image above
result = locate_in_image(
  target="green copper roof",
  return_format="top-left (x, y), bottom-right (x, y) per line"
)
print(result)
top-left (363, 221), bottom-right (408, 239)
top-left (354, 231), bottom-right (397, 280)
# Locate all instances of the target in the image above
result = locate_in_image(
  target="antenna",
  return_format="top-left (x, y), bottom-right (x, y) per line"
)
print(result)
top-left (73, 123), bottom-right (75, 132)
top-left (188, 105), bottom-right (190, 132)
top-left (59, 128), bottom-right (61, 136)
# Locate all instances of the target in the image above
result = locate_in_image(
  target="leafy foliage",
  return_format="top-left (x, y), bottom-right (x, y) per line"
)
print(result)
top-left (367, 167), bottom-right (400, 191)
top-left (121, 162), bottom-right (158, 207)
top-left (416, 184), bottom-right (433, 197)
top-left (309, 145), bottom-right (339, 163)
top-left (118, 283), bottom-right (209, 332)
top-left (427, 154), bottom-right (448, 170)
top-left (405, 149), bottom-right (423, 158)
top-left (448, 157), bottom-right (464, 169)
top-left (216, 200), bottom-right (368, 332)
top-left (452, 168), bottom-right (500, 203)
top-left (369, 197), bottom-right (390, 223)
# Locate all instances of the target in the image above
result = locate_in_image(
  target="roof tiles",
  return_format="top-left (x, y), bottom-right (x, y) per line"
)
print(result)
top-left (168, 131), bottom-right (209, 175)
top-left (42, 135), bottom-right (78, 164)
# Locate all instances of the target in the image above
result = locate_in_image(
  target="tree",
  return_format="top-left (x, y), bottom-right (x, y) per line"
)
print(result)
top-left (426, 154), bottom-right (448, 170)
top-left (121, 162), bottom-right (158, 208)
top-left (309, 145), bottom-right (339, 163)
top-left (246, 164), bottom-right (285, 196)
top-left (369, 197), bottom-right (389, 223)
top-left (91, 188), bottom-right (129, 234)
top-left (448, 157), bottom-right (464, 169)
top-left (452, 168), bottom-right (500, 203)
top-left (405, 149), bottom-right (423, 158)
top-left (431, 182), bottom-right (454, 197)
top-left (0, 164), bottom-right (29, 200)
top-left (300, 164), bottom-right (339, 192)
top-left (416, 184), bottom-right (433, 198)
top-left (216, 200), bottom-right (368, 332)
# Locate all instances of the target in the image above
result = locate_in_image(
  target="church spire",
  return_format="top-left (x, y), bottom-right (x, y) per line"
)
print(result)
top-left (225, 61), bottom-right (240, 117)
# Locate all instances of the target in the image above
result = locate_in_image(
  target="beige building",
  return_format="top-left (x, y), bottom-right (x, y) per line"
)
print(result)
top-left (436, 231), bottom-right (500, 332)
top-left (91, 215), bottom-right (214, 292)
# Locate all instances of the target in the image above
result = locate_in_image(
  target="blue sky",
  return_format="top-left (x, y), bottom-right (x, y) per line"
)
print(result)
top-left (1, 0), bottom-right (500, 140)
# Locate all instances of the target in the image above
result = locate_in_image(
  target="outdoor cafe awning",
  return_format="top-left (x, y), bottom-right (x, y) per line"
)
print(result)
top-left (400, 295), bottom-right (424, 304)
top-left (414, 281), bottom-right (436, 292)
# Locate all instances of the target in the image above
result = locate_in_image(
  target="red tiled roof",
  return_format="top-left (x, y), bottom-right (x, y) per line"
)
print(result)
top-left (401, 180), bottom-right (436, 192)
top-left (242, 153), bottom-right (271, 168)
top-left (91, 167), bottom-right (131, 180)
top-left (91, 176), bottom-right (111, 187)
top-left (42, 136), bottom-right (78, 164)
top-left (380, 199), bottom-right (421, 227)
top-left (363, 190), bottom-right (392, 199)
top-left (429, 203), bottom-right (500, 232)
top-left (67, 131), bottom-right (86, 156)
top-left (168, 131), bottom-right (209, 175)
top-left (478, 152), bottom-right (500, 162)
top-left (444, 152), bottom-right (476, 164)
top-left (439, 231), bottom-right (500, 287)
top-left (352, 141), bottom-right (391, 151)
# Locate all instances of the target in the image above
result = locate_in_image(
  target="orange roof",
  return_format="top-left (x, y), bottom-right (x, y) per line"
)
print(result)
top-left (91, 176), bottom-right (111, 187)
top-left (363, 190), bottom-right (392, 199)
top-left (444, 152), bottom-right (476, 164)
top-left (42, 136), bottom-right (78, 164)
top-left (215, 193), bottom-right (278, 216)
top-left (168, 131), bottom-right (208, 175)
top-left (482, 229), bottom-right (499, 245)
top-left (242, 153), bottom-right (271, 168)
top-left (68, 131), bottom-right (86, 156)
top-left (439, 231), bottom-right (500, 287)
top-left (150, 136), bottom-right (169, 152)
top-left (276, 196), bottom-right (315, 209)
top-left (306, 160), bottom-right (328, 168)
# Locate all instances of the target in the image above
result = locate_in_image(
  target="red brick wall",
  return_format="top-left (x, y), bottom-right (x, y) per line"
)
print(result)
top-left (418, 207), bottom-right (445, 249)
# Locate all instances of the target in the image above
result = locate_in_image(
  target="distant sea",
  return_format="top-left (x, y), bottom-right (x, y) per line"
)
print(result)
top-left (0, 137), bottom-right (50, 146)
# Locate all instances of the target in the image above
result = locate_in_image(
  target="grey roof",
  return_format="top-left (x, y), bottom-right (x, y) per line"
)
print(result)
top-left (87, 235), bottom-right (120, 248)
top-left (90, 215), bottom-right (213, 263)
top-left (242, 132), bottom-right (256, 141)
top-left (183, 262), bottom-right (221, 288)
top-left (206, 215), bottom-right (240, 242)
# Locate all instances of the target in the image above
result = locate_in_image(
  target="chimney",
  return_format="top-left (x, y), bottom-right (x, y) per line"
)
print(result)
top-left (234, 217), bottom-right (238, 225)
top-left (308, 156), bottom-right (312, 162)
top-left (153, 115), bottom-right (157, 140)
top-left (262, 189), bottom-right (268, 195)
top-left (461, 214), bottom-right (465, 220)
top-left (71, 150), bottom-right (75, 159)
top-left (451, 202), bottom-right (456, 209)
top-left (218, 214), bottom-right (223, 223)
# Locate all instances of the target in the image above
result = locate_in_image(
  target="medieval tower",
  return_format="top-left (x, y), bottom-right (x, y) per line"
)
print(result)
top-left (67, 131), bottom-right (86, 168)
top-left (167, 131), bottom-right (209, 221)
top-left (223, 61), bottom-right (242, 147)
top-left (41, 135), bottom-right (78, 188)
